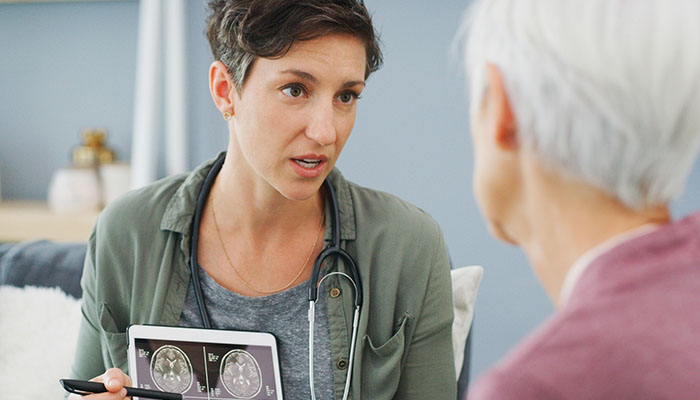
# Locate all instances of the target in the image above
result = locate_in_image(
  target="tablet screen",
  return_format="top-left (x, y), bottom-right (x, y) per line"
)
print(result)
top-left (128, 325), bottom-right (283, 400)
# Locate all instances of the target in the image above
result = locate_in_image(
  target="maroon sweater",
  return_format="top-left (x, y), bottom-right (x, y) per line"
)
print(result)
top-left (469, 211), bottom-right (700, 399)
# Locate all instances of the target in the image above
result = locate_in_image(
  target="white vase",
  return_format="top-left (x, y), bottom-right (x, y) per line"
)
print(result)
top-left (47, 168), bottom-right (101, 214)
top-left (99, 162), bottom-right (132, 205)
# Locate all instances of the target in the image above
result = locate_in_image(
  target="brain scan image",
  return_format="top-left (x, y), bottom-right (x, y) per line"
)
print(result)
top-left (221, 349), bottom-right (263, 398)
top-left (150, 345), bottom-right (193, 393)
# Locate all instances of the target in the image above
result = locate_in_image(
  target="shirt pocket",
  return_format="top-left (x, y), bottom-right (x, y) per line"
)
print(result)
top-left (361, 314), bottom-right (413, 399)
top-left (99, 303), bottom-right (128, 371)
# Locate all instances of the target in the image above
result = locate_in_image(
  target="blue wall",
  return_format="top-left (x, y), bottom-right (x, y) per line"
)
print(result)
top-left (0, 1), bottom-right (139, 199)
top-left (1, 0), bottom-right (698, 381)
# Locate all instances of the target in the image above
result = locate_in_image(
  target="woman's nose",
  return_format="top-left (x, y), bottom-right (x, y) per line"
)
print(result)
top-left (305, 104), bottom-right (336, 146)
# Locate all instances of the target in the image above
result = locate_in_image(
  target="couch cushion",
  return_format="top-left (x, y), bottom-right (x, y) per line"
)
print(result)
top-left (452, 265), bottom-right (483, 376)
top-left (0, 240), bottom-right (86, 298)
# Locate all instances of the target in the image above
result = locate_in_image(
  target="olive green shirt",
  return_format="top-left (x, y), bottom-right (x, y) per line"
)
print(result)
top-left (71, 154), bottom-right (456, 399)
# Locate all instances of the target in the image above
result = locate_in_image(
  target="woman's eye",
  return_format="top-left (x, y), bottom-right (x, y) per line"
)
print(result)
top-left (282, 85), bottom-right (305, 98)
top-left (337, 92), bottom-right (359, 104)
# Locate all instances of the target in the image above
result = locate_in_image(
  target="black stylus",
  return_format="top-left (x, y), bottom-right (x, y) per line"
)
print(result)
top-left (60, 379), bottom-right (184, 400)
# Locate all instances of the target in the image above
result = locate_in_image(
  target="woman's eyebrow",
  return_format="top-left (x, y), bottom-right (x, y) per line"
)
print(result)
top-left (342, 80), bottom-right (365, 89)
top-left (281, 69), bottom-right (318, 83)
top-left (280, 69), bottom-right (365, 88)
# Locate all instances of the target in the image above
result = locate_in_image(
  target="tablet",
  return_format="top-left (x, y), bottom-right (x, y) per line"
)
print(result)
top-left (127, 324), bottom-right (283, 400)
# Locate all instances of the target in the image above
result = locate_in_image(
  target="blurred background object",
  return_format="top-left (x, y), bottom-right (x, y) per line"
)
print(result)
top-left (72, 129), bottom-right (115, 168)
top-left (47, 128), bottom-right (126, 213)
top-left (47, 166), bottom-right (101, 214)
top-left (100, 162), bottom-right (131, 205)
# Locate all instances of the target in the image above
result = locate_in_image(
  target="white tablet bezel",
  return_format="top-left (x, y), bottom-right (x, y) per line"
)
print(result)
top-left (127, 324), bottom-right (283, 399)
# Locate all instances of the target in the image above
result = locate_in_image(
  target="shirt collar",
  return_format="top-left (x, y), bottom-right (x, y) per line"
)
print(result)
top-left (322, 167), bottom-right (357, 241)
top-left (558, 223), bottom-right (662, 307)
top-left (160, 153), bottom-right (222, 235)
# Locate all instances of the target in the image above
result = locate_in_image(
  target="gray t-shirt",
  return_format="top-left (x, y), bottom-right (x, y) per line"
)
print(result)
top-left (179, 267), bottom-right (334, 399)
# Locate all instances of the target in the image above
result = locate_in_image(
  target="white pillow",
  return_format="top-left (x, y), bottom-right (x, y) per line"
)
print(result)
top-left (0, 285), bottom-right (82, 399)
top-left (451, 265), bottom-right (484, 377)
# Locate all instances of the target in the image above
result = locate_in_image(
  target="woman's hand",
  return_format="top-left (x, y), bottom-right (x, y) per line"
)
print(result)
top-left (68, 368), bottom-right (133, 399)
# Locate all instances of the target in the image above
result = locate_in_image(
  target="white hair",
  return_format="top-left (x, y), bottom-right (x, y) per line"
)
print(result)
top-left (459, 0), bottom-right (700, 208)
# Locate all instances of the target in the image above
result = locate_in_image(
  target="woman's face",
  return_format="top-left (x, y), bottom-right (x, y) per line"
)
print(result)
top-left (226, 33), bottom-right (367, 201)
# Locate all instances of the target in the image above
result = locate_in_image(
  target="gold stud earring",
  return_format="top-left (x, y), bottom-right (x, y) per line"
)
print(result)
top-left (223, 111), bottom-right (233, 121)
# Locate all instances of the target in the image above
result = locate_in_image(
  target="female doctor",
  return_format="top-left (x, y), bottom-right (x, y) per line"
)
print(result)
top-left (69, 1), bottom-right (456, 399)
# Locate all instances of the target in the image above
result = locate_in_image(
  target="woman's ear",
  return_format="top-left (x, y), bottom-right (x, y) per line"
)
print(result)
top-left (485, 63), bottom-right (518, 150)
top-left (209, 60), bottom-right (237, 117)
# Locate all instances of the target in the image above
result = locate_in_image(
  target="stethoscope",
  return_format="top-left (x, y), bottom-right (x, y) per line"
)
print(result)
top-left (189, 154), bottom-right (362, 400)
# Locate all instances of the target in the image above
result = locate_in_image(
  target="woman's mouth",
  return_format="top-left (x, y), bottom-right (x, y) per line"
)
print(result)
top-left (292, 158), bottom-right (323, 169)
top-left (289, 154), bottom-right (328, 178)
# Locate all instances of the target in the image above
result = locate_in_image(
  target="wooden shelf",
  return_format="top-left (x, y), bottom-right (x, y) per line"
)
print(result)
top-left (0, 201), bottom-right (99, 243)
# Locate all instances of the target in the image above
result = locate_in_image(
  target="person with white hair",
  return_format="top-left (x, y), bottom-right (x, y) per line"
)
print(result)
top-left (458, 0), bottom-right (700, 398)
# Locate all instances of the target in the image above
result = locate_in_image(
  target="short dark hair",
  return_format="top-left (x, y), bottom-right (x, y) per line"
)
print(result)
top-left (206, 0), bottom-right (383, 90)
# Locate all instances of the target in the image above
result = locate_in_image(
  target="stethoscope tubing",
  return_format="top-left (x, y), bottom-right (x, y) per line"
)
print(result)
top-left (308, 271), bottom-right (361, 400)
top-left (308, 180), bottom-right (362, 306)
top-left (190, 155), bottom-right (226, 329)
top-left (189, 154), bottom-right (363, 399)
